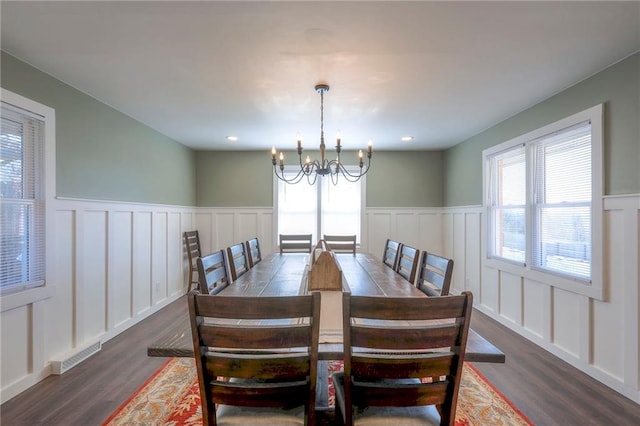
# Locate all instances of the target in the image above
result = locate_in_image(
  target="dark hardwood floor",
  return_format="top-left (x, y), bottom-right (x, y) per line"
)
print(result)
top-left (2, 296), bottom-right (639, 425)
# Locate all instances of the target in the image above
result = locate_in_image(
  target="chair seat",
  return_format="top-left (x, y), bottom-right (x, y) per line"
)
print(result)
top-left (332, 372), bottom-right (442, 426)
top-left (351, 405), bottom-right (442, 426)
top-left (216, 404), bottom-right (304, 426)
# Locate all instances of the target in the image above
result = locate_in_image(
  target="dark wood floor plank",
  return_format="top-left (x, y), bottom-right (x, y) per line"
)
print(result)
top-left (2, 297), bottom-right (639, 425)
top-left (470, 309), bottom-right (640, 425)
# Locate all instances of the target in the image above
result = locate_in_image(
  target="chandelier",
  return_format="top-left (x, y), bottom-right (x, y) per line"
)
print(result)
top-left (271, 83), bottom-right (372, 185)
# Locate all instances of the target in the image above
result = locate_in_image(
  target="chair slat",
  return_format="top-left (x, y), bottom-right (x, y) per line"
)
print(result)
top-left (200, 324), bottom-right (314, 349)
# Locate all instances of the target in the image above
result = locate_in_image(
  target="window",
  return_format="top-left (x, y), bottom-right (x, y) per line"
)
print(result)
top-left (484, 105), bottom-right (603, 293)
top-left (276, 167), bottom-right (364, 244)
top-left (1, 90), bottom-right (54, 295)
top-left (487, 146), bottom-right (526, 263)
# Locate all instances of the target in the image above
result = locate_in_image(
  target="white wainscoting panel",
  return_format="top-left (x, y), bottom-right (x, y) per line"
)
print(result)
top-left (552, 288), bottom-right (581, 358)
top-left (445, 195), bottom-right (640, 404)
top-left (81, 210), bottom-right (108, 342)
top-left (132, 211), bottom-right (152, 316)
top-left (194, 208), bottom-right (274, 257)
top-left (110, 211), bottom-right (133, 329)
top-left (364, 208), bottom-right (442, 261)
top-left (522, 279), bottom-right (548, 339)
top-left (0, 198), bottom-right (196, 403)
top-left (50, 210), bottom-right (74, 357)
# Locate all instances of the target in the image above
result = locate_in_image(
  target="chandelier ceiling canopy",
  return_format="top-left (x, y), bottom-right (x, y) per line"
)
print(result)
top-left (271, 83), bottom-right (372, 185)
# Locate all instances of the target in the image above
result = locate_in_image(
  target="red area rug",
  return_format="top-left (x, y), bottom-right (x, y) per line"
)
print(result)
top-left (103, 358), bottom-right (533, 425)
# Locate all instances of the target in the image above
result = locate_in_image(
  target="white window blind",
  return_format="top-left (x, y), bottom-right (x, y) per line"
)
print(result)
top-left (320, 177), bottom-right (361, 241)
top-left (487, 146), bottom-right (526, 263)
top-left (532, 121), bottom-right (591, 279)
top-left (277, 172), bottom-right (318, 241)
top-left (1, 102), bottom-right (46, 293)
top-left (277, 168), bottom-right (362, 244)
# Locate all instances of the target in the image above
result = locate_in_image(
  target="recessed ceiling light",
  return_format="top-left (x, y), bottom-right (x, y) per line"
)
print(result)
top-left (226, 136), bottom-right (238, 141)
top-left (401, 135), bottom-right (413, 141)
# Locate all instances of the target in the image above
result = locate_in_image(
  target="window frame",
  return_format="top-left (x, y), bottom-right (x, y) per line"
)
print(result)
top-left (0, 88), bottom-right (56, 309)
top-left (482, 104), bottom-right (604, 300)
top-left (273, 164), bottom-right (366, 247)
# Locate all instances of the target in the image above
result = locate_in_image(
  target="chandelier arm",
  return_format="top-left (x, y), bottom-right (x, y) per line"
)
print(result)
top-left (335, 159), bottom-right (372, 181)
top-left (330, 169), bottom-right (339, 185)
top-left (273, 165), bottom-right (308, 184)
top-left (307, 169), bottom-right (319, 185)
top-left (337, 167), bottom-right (364, 183)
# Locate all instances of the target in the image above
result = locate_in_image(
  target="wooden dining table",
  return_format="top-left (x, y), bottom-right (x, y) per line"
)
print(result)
top-left (147, 252), bottom-right (505, 364)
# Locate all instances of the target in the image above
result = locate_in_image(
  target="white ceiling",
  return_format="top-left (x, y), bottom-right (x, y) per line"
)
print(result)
top-left (1, 1), bottom-right (639, 151)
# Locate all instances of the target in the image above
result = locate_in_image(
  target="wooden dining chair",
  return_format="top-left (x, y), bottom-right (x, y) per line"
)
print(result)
top-left (226, 242), bottom-right (249, 282)
top-left (245, 237), bottom-right (262, 268)
top-left (196, 250), bottom-right (230, 295)
top-left (323, 234), bottom-right (357, 254)
top-left (279, 234), bottom-right (313, 254)
top-left (382, 239), bottom-right (401, 270)
top-left (332, 291), bottom-right (473, 426)
top-left (183, 230), bottom-right (201, 292)
top-left (188, 291), bottom-right (321, 426)
top-left (417, 252), bottom-right (454, 296)
top-left (396, 243), bottom-right (420, 284)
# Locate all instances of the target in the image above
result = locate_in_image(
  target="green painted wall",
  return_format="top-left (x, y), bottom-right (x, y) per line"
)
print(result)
top-left (194, 150), bottom-right (444, 207)
top-left (1, 52), bottom-right (196, 205)
top-left (443, 52), bottom-right (640, 206)
top-left (365, 151), bottom-right (443, 207)
top-left (195, 151), bottom-right (273, 207)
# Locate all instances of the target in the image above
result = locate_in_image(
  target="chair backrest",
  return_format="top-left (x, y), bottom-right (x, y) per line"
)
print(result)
top-left (226, 242), bottom-right (249, 281)
top-left (417, 252), bottom-right (454, 296)
top-left (183, 230), bottom-right (201, 288)
top-left (340, 292), bottom-right (473, 426)
top-left (323, 234), bottom-right (356, 254)
top-left (188, 291), bottom-right (321, 426)
top-left (196, 250), bottom-right (230, 295)
top-left (279, 234), bottom-right (313, 254)
top-left (245, 237), bottom-right (262, 268)
top-left (396, 243), bottom-right (420, 284)
top-left (382, 239), bottom-right (401, 270)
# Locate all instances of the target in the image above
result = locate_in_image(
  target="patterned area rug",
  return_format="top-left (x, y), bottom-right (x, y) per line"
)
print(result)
top-left (103, 358), bottom-right (533, 426)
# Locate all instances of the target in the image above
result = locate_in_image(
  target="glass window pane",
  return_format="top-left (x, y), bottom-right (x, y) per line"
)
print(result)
top-left (277, 173), bottom-right (318, 242)
top-left (488, 146), bottom-right (525, 262)
top-left (1, 117), bottom-right (25, 199)
top-left (321, 177), bottom-right (361, 242)
top-left (535, 205), bottom-right (591, 279)
top-left (492, 206), bottom-right (525, 262)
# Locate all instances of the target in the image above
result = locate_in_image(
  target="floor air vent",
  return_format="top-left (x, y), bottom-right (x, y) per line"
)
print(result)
top-left (51, 341), bottom-right (101, 375)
